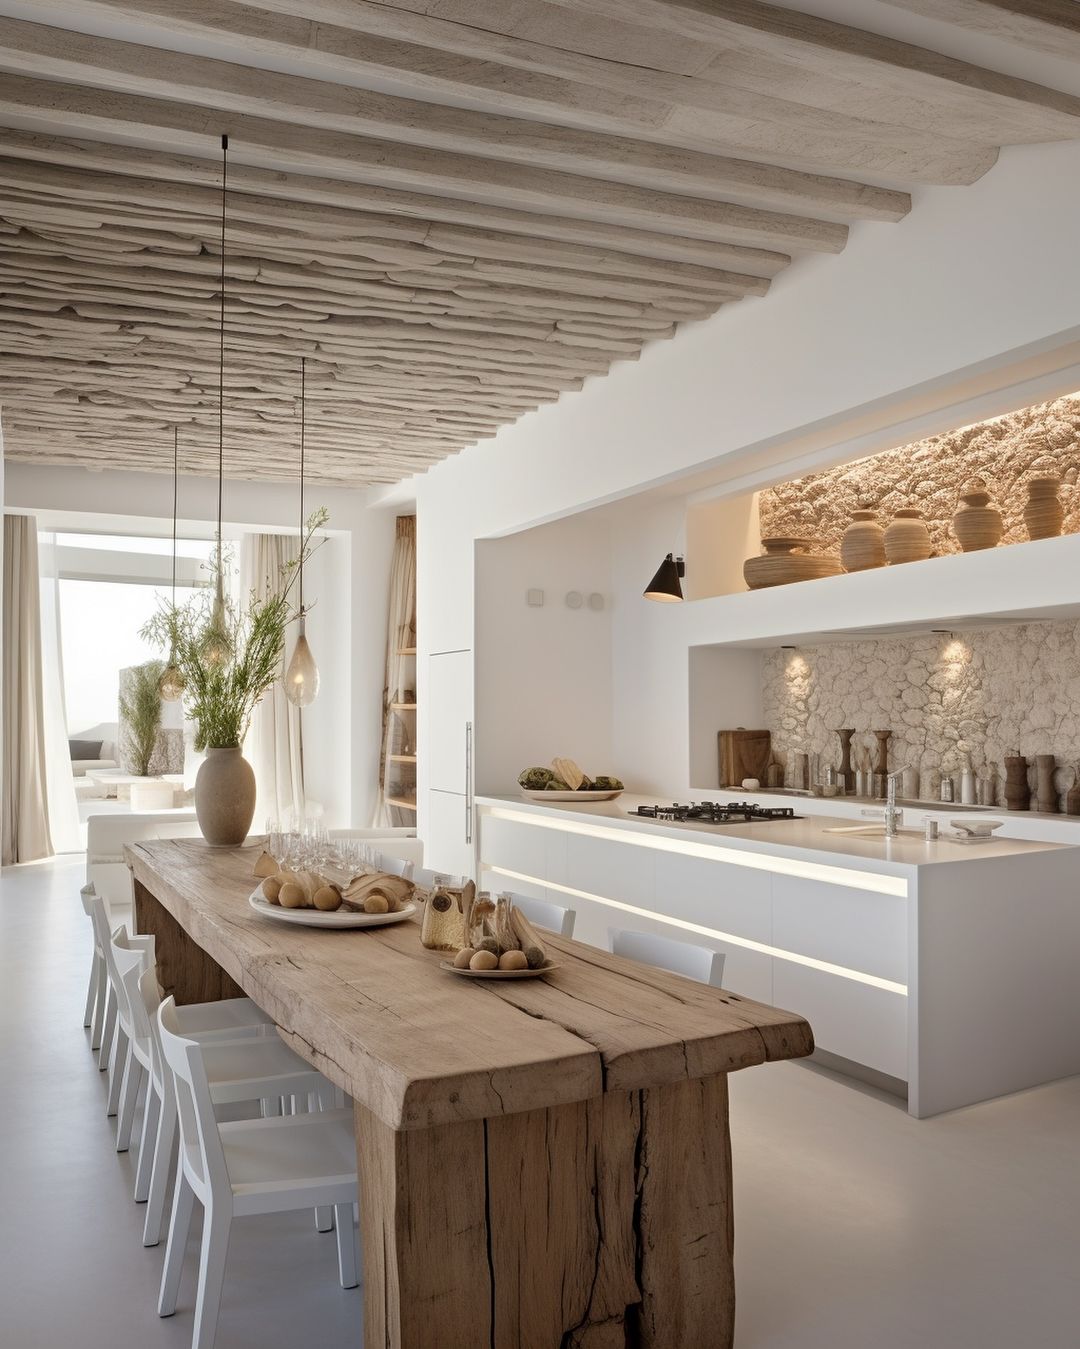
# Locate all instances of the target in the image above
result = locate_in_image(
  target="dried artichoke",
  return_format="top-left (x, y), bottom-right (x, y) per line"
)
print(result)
top-left (518, 766), bottom-right (555, 789)
top-left (591, 776), bottom-right (624, 791)
top-left (545, 777), bottom-right (571, 790)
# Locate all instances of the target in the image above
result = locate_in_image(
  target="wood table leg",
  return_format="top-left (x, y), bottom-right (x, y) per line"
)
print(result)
top-left (133, 878), bottom-right (244, 1006)
top-left (355, 1073), bottom-right (735, 1349)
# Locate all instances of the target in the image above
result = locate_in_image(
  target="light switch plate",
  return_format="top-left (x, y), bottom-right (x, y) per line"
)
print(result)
top-left (526, 588), bottom-right (544, 607)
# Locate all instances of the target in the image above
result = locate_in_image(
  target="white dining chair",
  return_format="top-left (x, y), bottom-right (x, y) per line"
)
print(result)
top-left (108, 928), bottom-right (158, 1153)
top-left (157, 997), bottom-right (359, 1349)
top-left (503, 891), bottom-right (576, 938)
top-left (87, 894), bottom-right (150, 1118)
top-left (81, 883), bottom-right (110, 1053)
top-left (329, 827), bottom-right (423, 869)
top-left (610, 928), bottom-right (726, 987)
top-left (125, 967), bottom-right (333, 1247)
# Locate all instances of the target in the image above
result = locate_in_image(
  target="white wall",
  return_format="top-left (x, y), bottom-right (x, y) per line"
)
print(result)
top-left (2, 460), bottom-right (398, 827)
top-left (415, 140), bottom-right (1080, 858)
top-left (474, 513), bottom-right (613, 793)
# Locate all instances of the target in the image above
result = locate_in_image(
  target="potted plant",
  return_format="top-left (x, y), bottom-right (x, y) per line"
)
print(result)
top-left (143, 511), bottom-right (326, 845)
top-left (119, 660), bottom-right (165, 777)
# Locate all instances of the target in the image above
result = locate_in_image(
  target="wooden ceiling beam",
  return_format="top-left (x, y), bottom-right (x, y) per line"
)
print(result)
top-left (0, 16), bottom-right (910, 223)
top-left (3, 0), bottom-right (997, 184)
top-left (881, 1), bottom-right (1080, 63)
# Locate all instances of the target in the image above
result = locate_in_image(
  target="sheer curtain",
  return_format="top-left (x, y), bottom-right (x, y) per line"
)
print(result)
top-left (37, 531), bottom-right (81, 853)
top-left (2, 514), bottom-right (52, 863)
top-left (375, 516), bottom-right (416, 826)
top-left (239, 534), bottom-right (303, 825)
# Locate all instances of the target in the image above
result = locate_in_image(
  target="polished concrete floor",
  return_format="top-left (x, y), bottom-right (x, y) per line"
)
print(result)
top-left (3, 855), bottom-right (1078, 1348)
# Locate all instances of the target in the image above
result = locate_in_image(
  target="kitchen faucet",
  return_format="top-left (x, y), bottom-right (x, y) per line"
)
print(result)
top-left (884, 768), bottom-right (908, 837)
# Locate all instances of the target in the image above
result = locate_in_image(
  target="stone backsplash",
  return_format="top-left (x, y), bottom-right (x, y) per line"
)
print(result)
top-left (760, 620), bottom-right (1080, 809)
top-left (758, 392), bottom-right (1080, 557)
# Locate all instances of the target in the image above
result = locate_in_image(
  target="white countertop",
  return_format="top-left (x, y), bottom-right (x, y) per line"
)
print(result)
top-left (477, 793), bottom-right (1076, 876)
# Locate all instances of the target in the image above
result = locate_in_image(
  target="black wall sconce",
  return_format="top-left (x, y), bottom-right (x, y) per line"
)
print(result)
top-left (643, 553), bottom-right (685, 602)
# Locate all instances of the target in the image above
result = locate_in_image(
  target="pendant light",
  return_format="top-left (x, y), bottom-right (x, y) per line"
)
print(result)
top-left (285, 356), bottom-right (320, 706)
top-left (643, 552), bottom-right (685, 602)
top-left (201, 131), bottom-right (234, 669)
top-left (158, 426), bottom-right (186, 702)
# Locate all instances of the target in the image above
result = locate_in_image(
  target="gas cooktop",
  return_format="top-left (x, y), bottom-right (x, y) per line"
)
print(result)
top-left (629, 801), bottom-right (801, 824)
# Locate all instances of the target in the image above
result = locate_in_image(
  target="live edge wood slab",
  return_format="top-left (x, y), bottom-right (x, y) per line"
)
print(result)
top-left (127, 837), bottom-right (813, 1349)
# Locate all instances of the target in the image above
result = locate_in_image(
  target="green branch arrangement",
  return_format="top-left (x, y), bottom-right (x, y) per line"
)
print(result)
top-left (119, 660), bottom-right (165, 776)
top-left (142, 509), bottom-right (328, 751)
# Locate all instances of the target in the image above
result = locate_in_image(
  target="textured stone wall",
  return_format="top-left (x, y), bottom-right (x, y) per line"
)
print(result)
top-left (758, 393), bottom-right (1080, 557)
top-left (760, 620), bottom-right (1080, 809)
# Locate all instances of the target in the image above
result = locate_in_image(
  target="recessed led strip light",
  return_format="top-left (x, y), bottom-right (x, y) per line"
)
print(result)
top-left (483, 806), bottom-right (908, 898)
top-left (481, 863), bottom-right (908, 997)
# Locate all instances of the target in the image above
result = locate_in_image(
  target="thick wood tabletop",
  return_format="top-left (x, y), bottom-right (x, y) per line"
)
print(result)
top-left (127, 837), bottom-right (813, 1131)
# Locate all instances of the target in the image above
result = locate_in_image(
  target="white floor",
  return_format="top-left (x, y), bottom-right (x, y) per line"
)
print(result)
top-left (3, 856), bottom-right (1079, 1349)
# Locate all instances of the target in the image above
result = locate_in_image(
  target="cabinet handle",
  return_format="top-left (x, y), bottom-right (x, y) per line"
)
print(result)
top-left (465, 720), bottom-right (473, 844)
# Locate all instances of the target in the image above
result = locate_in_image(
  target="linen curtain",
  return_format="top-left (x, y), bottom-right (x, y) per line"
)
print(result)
top-left (239, 533), bottom-right (303, 825)
top-left (375, 516), bottom-right (416, 826)
top-left (2, 514), bottom-right (53, 864)
top-left (37, 531), bottom-right (81, 853)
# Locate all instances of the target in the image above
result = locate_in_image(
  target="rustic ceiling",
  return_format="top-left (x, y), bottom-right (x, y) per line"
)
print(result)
top-left (1, 0), bottom-right (1079, 485)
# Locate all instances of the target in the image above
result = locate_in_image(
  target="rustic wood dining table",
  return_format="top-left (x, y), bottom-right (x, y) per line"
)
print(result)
top-left (126, 837), bottom-right (813, 1349)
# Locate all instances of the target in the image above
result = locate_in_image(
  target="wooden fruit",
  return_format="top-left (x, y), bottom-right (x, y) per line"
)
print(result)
top-left (469, 950), bottom-right (499, 971)
top-left (278, 881), bottom-right (305, 908)
top-left (313, 885), bottom-right (343, 911)
top-left (364, 894), bottom-right (390, 914)
top-left (1023, 475), bottom-right (1064, 541)
top-left (743, 537), bottom-right (843, 590)
top-left (453, 948), bottom-right (475, 969)
top-left (840, 507), bottom-right (886, 572)
top-left (884, 508), bottom-right (932, 565)
top-left (499, 950), bottom-right (529, 971)
top-left (953, 478), bottom-right (1003, 552)
top-left (262, 876), bottom-right (282, 904)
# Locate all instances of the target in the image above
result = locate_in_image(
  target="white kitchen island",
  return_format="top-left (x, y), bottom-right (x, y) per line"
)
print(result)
top-left (476, 794), bottom-right (1080, 1117)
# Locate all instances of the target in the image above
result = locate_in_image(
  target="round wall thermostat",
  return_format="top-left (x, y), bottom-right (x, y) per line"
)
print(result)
top-left (565, 590), bottom-right (583, 609)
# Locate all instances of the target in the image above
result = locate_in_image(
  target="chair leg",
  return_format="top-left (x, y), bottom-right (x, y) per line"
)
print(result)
top-left (333, 1204), bottom-right (360, 1289)
top-left (99, 987), bottom-right (117, 1071)
top-left (83, 953), bottom-right (99, 1029)
top-left (106, 1026), bottom-right (129, 1117)
top-left (159, 1170), bottom-right (195, 1317)
top-left (144, 1094), bottom-right (178, 1247)
top-left (90, 957), bottom-right (107, 1050)
top-left (116, 1056), bottom-right (143, 1152)
top-left (134, 1082), bottom-right (160, 1202)
top-left (313, 1083), bottom-right (335, 1232)
top-left (191, 1204), bottom-right (231, 1349)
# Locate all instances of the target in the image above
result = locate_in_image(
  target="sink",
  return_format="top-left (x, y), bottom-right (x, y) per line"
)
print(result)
top-left (822, 825), bottom-right (923, 837)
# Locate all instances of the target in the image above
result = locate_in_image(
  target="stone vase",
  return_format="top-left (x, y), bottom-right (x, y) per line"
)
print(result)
top-left (1023, 475), bottom-right (1064, 541)
top-left (1003, 755), bottom-right (1030, 812)
top-left (884, 508), bottom-right (932, 565)
top-left (194, 746), bottom-right (257, 846)
top-left (953, 479), bottom-right (1003, 552)
top-left (840, 508), bottom-right (886, 573)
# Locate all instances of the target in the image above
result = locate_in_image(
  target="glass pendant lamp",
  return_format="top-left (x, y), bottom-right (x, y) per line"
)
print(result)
top-left (158, 425), bottom-right (186, 701)
top-left (285, 356), bottom-right (320, 706)
top-left (202, 132), bottom-right (234, 670)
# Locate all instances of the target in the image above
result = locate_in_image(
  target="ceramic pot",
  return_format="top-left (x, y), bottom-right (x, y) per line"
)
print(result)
top-left (1035, 753), bottom-right (1058, 813)
top-left (953, 479), bottom-right (1003, 552)
top-left (194, 746), bottom-right (257, 846)
top-left (743, 537), bottom-right (843, 590)
top-left (884, 508), bottom-right (932, 565)
top-left (840, 509), bottom-right (886, 573)
top-left (1003, 755), bottom-right (1030, 812)
top-left (1065, 767), bottom-right (1080, 817)
top-left (1023, 475), bottom-right (1064, 541)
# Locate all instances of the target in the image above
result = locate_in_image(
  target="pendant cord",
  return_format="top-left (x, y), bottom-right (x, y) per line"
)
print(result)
top-left (171, 426), bottom-right (179, 606)
top-left (216, 133), bottom-right (228, 590)
top-left (298, 355), bottom-right (306, 617)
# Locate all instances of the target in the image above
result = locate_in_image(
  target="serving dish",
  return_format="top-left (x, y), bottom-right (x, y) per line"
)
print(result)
top-left (248, 890), bottom-right (416, 929)
top-left (440, 959), bottom-right (561, 980)
top-left (520, 789), bottom-right (622, 803)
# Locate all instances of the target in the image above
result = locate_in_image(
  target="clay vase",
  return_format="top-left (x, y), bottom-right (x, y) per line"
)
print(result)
top-left (743, 537), bottom-right (843, 590)
top-left (1003, 755), bottom-right (1031, 812)
top-left (195, 746), bottom-right (257, 846)
top-left (1035, 753), bottom-right (1058, 813)
top-left (1065, 767), bottom-right (1080, 817)
top-left (840, 508), bottom-right (886, 573)
top-left (884, 508), bottom-right (932, 565)
top-left (1023, 475), bottom-right (1064, 541)
top-left (833, 728), bottom-right (855, 795)
top-left (953, 479), bottom-right (1004, 552)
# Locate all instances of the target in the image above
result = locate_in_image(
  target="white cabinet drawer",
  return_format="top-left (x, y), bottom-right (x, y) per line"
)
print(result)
top-left (772, 876), bottom-right (908, 985)
top-left (564, 833), bottom-right (656, 909)
top-left (773, 961), bottom-right (908, 1081)
top-left (654, 852), bottom-right (772, 943)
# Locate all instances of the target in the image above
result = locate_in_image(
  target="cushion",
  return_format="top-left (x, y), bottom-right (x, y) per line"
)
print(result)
top-left (69, 739), bottom-right (103, 760)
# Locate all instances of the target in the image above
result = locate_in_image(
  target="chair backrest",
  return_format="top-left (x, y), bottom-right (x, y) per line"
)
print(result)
top-left (411, 867), bottom-right (465, 891)
top-left (329, 829), bottom-right (423, 868)
top-left (506, 891), bottom-right (576, 938)
top-left (86, 811), bottom-right (201, 910)
top-left (610, 928), bottom-right (726, 987)
top-left (132, 966), bottom-right (167, 1094)
top-left (157, 996), bottom-right (227, 1202)
top-left (109, 927), bottom-right (156, 1041)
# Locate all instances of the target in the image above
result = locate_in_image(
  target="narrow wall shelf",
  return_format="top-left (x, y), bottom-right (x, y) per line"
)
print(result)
top-left (389, 754), bottom-right (417, 764)
top-left (390, 702), bottom-right (417, 711)
top-left (396, 647), bottom-right (417, 655)
top-left (386, 796), bottom-right (418, 811)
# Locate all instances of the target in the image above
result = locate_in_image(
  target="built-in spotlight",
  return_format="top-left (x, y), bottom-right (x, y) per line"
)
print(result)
top-left (643, 553), bottom-right (685, 602)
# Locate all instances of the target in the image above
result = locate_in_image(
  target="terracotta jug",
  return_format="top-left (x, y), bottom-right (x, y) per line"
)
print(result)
top-left (1023, 475), bottom-right (1064, 541)
top-left (884, 507), bottom-right (932, 565)
top-left (953, 478), bottom-right (1003, 552)
top-left (840, 507), bottom-right (886, 573)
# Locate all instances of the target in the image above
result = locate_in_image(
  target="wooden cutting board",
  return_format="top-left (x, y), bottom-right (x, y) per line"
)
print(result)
top-left (717, 729), bottom-right (772, 788)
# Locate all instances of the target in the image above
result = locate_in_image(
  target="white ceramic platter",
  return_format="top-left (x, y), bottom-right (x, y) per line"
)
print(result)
top-left (520, 789), bottom-right (622, 803)
top-left (248, 890), bottom-right (416, 929)
top-left (440, 959), bottom-right (561, 980)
